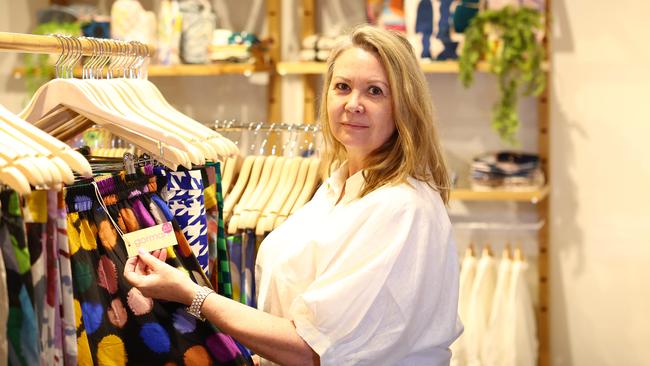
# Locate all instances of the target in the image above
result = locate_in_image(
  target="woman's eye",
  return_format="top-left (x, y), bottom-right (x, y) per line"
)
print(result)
top-left (334, 83), bottom-right (350, 91)
top-left (369, 86), bottom-right (383, 96)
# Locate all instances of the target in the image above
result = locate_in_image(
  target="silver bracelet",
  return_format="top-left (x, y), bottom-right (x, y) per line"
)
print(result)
top-left (186, 286), bottom-right (215, 321)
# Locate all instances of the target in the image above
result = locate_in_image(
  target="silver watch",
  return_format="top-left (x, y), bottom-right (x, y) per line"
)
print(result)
top-left (186, 286), bottom-right (215, 321)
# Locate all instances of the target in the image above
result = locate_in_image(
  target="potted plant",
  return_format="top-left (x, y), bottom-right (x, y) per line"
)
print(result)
top-left (458, 6), bottom-right (546, 145)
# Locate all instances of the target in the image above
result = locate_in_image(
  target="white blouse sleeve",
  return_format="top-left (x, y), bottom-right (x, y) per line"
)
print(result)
top-left (288, 187), bottom-right (460, 365)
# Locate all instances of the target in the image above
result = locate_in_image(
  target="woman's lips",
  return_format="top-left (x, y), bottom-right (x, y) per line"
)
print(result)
top-left (340, 122), bottom-right (369, 129)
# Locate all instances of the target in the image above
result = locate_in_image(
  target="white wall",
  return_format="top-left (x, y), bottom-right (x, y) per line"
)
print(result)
top-left (550, 0), bottom-right (650, 365)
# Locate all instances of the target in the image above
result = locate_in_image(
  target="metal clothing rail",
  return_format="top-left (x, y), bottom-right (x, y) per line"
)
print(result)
top-left (452, 220), bottom-right (546, 231)
top-left (214, 120), bottom-right (321, 133)
top-left (0, 31), bottom-right (155, 56)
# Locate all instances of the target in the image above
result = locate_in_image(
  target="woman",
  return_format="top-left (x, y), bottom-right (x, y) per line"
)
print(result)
top-left (125, 25), bottom-right (462, 365)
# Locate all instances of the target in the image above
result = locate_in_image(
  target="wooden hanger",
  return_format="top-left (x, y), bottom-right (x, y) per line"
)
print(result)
top-left (0, 158), bottom-right (31, 195)
top-left (465, 242), bottom-right (476, 258)
top-left (221, 155), bottom-right (240, 196)
top-left (287, 158), bottom-right (321, 216)
top-left (126, 77), bottom-right (238, 157)
top-left (514, 245), bottom-right (525, 262)
top-left (242, 156), bottom-right (287, 229)
top-left (503, 242), bottom-right (512, 260)
top-left (256, 156), bottom-right (303, 235)
top-left (240, 156), bottom-right (279, 226)
top-left (482, 243), bottom-right (493, 258)
top-left (20, 78), bottom-right (195, 170)
top-left (81, 77), bottom-right (205, 165)
top-left (113, 78), bottom-right (222, 160)
top-left (223, 155), bottom-right (255, 220)
top-left (273, 157), bottom-right (314, 229)
top-left (90, 78), bottom-right (207, 164)
top-left (227, 155), bottom-right (266, 234)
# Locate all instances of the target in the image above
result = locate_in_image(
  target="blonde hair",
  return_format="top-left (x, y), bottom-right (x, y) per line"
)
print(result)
top-left (318, 24), bottom-right (450, 203)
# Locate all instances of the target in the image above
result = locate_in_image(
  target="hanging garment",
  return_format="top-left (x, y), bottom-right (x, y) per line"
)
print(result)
top-left (227, 233), bottom-right (243, 304)
top-left (214, 162), bottom-right (234, 300)
top-left (44, 190), bottom-right (64, 366)
top-left (56, 191), bottom-right (78, 366)
top-left (481, 255), bottom-right (513, 365)
top-left (160, 169), bottom-right (211, 274)
top-left (450, 251), bottom-right (477, 366)
top-left (0, 221), bottom-right (8, 366)
top-left (203, 166), bottom-right (219, 279)
top-left (241, 229), bottom-right (256, 308)
top-left (24, 191), bottom-right (50, 366)
top-left (464, 251), bottom-right (497, 366)
top-left (505, 259), bottom-right (537, 366)
top-left (64, 171), bottom-right (249, 365)
top-left (204, 163), bottom-right (233, 299)
top-left (0, 190), bottom-right (40, 366)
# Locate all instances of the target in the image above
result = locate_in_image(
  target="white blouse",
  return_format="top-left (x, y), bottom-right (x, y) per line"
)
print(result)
top-left (256, 164), bottom-right (462, 365)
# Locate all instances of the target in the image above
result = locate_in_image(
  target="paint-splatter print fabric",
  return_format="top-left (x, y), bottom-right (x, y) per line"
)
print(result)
top-left (64, 170), bottom-right (251, 366)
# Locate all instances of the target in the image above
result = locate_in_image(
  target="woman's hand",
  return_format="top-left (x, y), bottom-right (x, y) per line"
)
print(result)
top-left (123, 248), bottom-right (200, 306)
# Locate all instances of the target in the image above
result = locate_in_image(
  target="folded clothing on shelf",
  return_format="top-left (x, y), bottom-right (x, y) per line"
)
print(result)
top-left (299, 34), bottom-right (346, 62)
top-left (209, 29), bottom-right (260, 63)
top-left (470, 151), bottom-right (545, 191)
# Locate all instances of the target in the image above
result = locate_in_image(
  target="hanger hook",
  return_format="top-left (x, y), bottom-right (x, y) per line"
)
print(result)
top-left (99, 38), bottom-right (112, 79)
top-left (83, 37), bottom-right (96, 79)
top-left (52, 34), bottom-right (66, 79)
top-left (107, 39), bottom-right (118, 79)
top-left (71, 36), bottom-right (84, 78)
top-left (60, 35), bottom-right (72, 78)
top-left (61, 35), bottom-right (73, 78)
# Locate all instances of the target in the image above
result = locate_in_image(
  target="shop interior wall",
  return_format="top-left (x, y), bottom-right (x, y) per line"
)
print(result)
top-left (1, 1), bottom-right (649, 365)
top-left (549, 0), bottom-right (650, 365)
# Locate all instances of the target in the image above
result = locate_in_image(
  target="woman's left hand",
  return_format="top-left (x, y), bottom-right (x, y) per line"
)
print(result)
top-left (123, 248), bottom-right (200, 306)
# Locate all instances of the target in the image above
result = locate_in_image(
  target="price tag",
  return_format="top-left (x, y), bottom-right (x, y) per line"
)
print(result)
top-left (123, 222), bottom-right (177, 257)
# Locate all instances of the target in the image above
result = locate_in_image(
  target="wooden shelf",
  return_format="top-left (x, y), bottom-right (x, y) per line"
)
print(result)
top-left (277, 60), bottom-right (492, 75)
top-left (12, 62), bottom-right (271, 78)
top-left (277, 60), bottom-right (548, 75)
top-left (450, 185), bottom-right (549, 203)
top-left (146, 63), bottom-right (270, 77)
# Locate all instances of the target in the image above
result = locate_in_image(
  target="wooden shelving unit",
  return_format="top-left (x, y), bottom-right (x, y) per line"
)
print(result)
top-left (277, 60), bottom-right (494, 75)
top-left (451, 185), bottom-right (550, 203)
top-left (146, 63), bottom-right (270, 77)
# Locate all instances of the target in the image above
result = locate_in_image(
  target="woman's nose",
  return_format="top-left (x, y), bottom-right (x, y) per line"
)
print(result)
top-left (345, 93), bottom-right (365, 114)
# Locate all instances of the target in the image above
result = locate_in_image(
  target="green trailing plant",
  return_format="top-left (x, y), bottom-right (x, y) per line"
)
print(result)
top-left (459, 6), bottom-right (546, 145)
top-left (22, 22), bottom-right (81, 97)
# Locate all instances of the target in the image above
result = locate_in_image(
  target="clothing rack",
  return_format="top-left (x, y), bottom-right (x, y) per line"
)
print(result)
top-left (214, 121), bottom-right (321, 133)
top-left (0, 31), bottom-right (155, 56)
top-left (453, 220), bottom-right (546, 231)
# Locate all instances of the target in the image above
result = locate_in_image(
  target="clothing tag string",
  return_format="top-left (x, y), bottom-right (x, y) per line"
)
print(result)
top-left (92, 181), bottom-right (128, 242)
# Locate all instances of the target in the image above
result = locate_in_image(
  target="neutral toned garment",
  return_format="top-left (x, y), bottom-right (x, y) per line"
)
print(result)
top-left (480, 255), bottom-right (513, 365)
top-left (256, 162), bottom-right (462, 365)
top-left (450, 252), bottom-right (477, 366)
top-left (464, 252), bottom-right (497, 366)
top-left (505, 259), bottom-right (537, 366)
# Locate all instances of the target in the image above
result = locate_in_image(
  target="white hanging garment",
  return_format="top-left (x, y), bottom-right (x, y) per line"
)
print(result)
top-left (481, 253), bottom-right (513, 365)
top-left (505, 259), bottom-right (538, 366)
top-left (464, 249), bottom-right (497, 366)
top-left (450, 250), bottom-right (477, 366)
